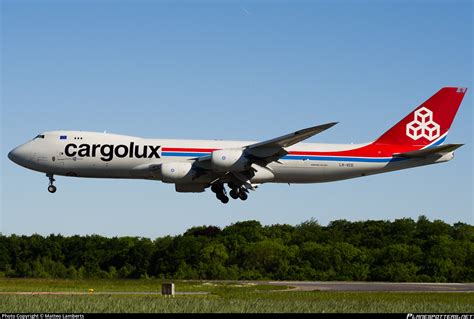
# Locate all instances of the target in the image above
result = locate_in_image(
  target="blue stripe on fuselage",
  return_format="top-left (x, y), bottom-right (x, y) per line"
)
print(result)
top-left (161, 152), bottom-right (406, 163)
top-left (281, 155), bottom-right (405, 163)
top-left (425, 135), bottom-right (447, 148)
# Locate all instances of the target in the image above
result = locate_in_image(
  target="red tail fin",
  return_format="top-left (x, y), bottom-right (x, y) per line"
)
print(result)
top-left (374, 87), bottom-right (467, 147)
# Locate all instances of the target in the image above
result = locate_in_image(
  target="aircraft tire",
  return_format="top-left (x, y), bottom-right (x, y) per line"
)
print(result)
top-left (48, 185), bottom-right (57, 193)
top-left (229, 189), bottom-right (239, 199)
top-left (211, 184), bottom-right (220, 193)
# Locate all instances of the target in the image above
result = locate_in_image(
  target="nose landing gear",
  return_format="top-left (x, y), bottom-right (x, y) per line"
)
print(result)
top-left (47, 174), bottom-right (57, 193)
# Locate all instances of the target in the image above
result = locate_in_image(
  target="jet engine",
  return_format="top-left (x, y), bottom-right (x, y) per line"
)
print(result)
top-left (161, 162), bottom-right (195, 183)
top-left (211, 149), bottom-right (248, 172)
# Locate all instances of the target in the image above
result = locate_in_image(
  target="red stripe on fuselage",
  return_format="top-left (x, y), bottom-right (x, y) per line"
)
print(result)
top-left (161, 147), bottom-right (219, 153)
top-left (162, 144), bottom-right (424, 158)
top-left (288, 143), bottom-right (422, 158)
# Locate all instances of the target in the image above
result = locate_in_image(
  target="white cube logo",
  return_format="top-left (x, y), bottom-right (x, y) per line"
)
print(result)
top-left (406, 121), bottom-right (423, 138)
top-left (415, 108), bottom-right (431, 124)
top-left (425, 122), bottom-right (440, 140)
top-left (406, 107), bottom-right (440, 141)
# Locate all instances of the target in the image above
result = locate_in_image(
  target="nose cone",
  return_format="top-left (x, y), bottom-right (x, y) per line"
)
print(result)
top-left (8, 148), bottom-right (19, 163)
top-left (8, 145), bottom-right (31, 166)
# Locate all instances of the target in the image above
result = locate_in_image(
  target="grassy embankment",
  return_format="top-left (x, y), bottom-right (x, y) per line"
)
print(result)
top-left (0, 278), bottom-right (472, 313)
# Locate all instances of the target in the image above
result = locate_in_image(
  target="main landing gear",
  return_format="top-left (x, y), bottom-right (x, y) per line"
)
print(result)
top-left (211, 183), bottom-right (228, 204)
top-left (47, 174), bottom-right (57, 193)
top-left (229, 188), bottom-right (248, 201)
top-left (211, 183), bottom-right (248, 204)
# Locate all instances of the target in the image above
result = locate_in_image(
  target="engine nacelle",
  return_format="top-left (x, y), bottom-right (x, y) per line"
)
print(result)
top-left (161, 162), bottom-right (195, 183)
top-left (211, 149), bottom-right (248, 172)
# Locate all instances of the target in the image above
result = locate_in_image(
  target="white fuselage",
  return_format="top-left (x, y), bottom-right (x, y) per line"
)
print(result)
top-left (7, 87), bottom-right (465, 201)
top-left (9, 130), bottom-right (453, 186)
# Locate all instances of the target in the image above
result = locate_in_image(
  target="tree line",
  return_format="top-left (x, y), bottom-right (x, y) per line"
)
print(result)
top-left (0, 216), bottom-right (472, 282)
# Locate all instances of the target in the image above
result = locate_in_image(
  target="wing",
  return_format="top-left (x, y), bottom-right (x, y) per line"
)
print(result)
top-left (247, 122), bottom-right (338, 150)
top-left (195, 122), bottom-right (338, 168)
top-left (245, 122), bottom-right (337, 166)
top-left (244, 122), bottom-right (338, 160)
top-left (140, 122), bottom-right (338, 195)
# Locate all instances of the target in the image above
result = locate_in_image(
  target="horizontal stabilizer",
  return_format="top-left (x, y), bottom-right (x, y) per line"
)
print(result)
top-left (393, 144), bottom-right (463, 158)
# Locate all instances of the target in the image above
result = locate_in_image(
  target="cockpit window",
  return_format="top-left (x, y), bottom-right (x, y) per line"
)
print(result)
top-left (34, 134), bottom-right (45, 139)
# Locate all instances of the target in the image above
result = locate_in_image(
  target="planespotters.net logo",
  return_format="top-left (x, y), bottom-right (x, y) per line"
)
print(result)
top-left (407, 314), bottom-right (474, 319)
top-left (406, 107), bottom-right (441, 141)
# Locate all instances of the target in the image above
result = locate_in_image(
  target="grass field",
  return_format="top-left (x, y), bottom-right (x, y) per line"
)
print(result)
top-left (0, 278), bottom-right (472, 313)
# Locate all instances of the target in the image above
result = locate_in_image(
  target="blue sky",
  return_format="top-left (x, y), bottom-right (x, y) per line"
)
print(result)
top-left (1, 0), bottom-right (472, 238)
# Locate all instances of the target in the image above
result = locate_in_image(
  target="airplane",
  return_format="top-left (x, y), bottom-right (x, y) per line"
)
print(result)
top-left (8, 87), bottom-right (467, 204)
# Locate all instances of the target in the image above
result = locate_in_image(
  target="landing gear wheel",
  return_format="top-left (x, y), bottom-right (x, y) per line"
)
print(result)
top-left (47, 174), bottom-right (57, 193)
top-left (212, 183), bottom-right (229, 203)
top-left (229, 189), bottom-right (239, 199)
top-left (239, 191), bottom-right (248, 201)
top-left (211, 184), bottom-right (220, 193)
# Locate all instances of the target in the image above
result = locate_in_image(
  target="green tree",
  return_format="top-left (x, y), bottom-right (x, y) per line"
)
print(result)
top-left (199, 242), bottom-right (229, 279)
top-left (243, 239), bottom-right (292, 279)
top-left (2, 216), bottom-right (472, 282)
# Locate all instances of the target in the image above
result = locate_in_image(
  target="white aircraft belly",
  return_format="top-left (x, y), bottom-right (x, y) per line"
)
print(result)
top-left (270, 160), bottom-right (389, 183)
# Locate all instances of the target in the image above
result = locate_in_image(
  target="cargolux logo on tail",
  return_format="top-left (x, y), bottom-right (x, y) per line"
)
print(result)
top-left (406, 107), bottom-right (440, 141)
